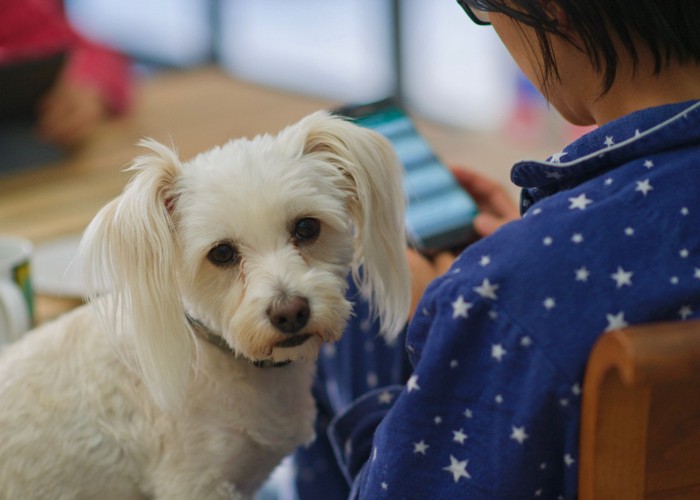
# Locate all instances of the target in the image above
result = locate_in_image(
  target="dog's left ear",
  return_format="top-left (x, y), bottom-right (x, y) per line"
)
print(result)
top-left (80, 139), bottom-right (192, 411)
top-left (300, 111), bottom-right (411, 339)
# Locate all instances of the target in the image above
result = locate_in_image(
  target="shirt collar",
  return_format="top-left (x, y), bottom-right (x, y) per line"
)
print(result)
top-left (511, 100), bottom-right (700, 213)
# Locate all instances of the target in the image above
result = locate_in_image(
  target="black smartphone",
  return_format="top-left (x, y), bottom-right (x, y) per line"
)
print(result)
top-left (334, 98), bottom-right (478, 254)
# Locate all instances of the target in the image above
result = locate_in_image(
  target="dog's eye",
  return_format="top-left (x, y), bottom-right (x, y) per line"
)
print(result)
top-left (208, 243), bottom-right (239, 266)
top-left (293, 218), bottom-right (321, 242)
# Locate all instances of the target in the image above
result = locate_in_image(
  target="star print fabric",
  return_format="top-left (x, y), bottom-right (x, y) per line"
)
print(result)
top-left (297, 100), bottom-right (700, 499)
top-left (294, 280), bottom-right (412, 499)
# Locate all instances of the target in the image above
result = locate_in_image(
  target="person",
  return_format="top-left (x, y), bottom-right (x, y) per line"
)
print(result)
top-left (294, 0), bottom-right (700, 498)
top-left (0, 0), bottom-right (132, 149)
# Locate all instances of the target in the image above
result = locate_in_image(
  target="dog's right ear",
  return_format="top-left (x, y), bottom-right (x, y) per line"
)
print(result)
top-left (80, 139), bottom-right (192, 411)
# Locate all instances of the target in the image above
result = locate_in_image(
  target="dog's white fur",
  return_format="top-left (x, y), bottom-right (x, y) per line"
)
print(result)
top-left (0, 111), bottom-right (410, 499)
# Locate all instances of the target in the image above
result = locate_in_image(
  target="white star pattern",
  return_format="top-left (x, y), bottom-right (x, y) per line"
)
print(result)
top-left (443, 455), bottom-right (470, 483)
top-left (381, 482), bottom-right (388, 490)
top-left (491, 344), bottom-right (507, 362)
top-left (575, 267), bottom-right (590, 282)
top-left (407, 375), bottom-right (420, 392)
top-left (413, 440), bottom-right (429, 455)
top-left (510, 426), bottom-right (529, 445)
top-left (604, 136), bottom-right (615, 147)
top-left (452, 429), bottom-right (468, 445)
top-left (474, 279), bottom-right (499, 300)
top-left (378, 390), bottom-right (394, 405)
top-left (679, 305), bottom-right (693, 320)
top-left (569, 193), bottom-right (593, 210)
top-left (611, 267), bottom-right (633, 288)
top-left (451, 295), bottom-right (473, 319)
top-left (325, 104), bottom-right (700, 498)
top-left (635, 179), bottom-right (653, 196)
top-left (549, 151), bottom-right (567, 163)
top-left (606, 312), bottom-right (629, 331)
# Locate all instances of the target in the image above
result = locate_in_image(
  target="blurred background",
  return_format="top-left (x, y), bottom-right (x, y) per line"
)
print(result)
top-left (64, 0), bottom-right (586, 146)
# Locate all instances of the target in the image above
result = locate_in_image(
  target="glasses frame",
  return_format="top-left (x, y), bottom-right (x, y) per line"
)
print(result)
top-left (456, 0), bottom-right (492, 26)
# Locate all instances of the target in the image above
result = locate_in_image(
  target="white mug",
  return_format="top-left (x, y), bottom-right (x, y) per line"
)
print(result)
top-left (0, 236), bottom-right (33, 346)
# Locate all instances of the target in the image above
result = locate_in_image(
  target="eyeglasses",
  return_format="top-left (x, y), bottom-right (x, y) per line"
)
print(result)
top-left (456, 0), bottom-right (491, 26)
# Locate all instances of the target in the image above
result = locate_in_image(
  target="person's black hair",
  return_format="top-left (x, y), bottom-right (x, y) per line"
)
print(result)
top-left (479, 0), bottom-right (700, 96)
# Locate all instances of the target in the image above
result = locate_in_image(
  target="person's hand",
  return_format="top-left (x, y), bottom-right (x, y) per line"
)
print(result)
top-left (37, 79), bottom-right (109, 148)
top-left (406, 249), bottom-right (457, 319)
top-left (450, 166), bottom-right (520, 237)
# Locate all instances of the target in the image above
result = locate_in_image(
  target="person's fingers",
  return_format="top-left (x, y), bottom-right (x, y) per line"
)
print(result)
top-left (450, 166), bottom-right (503, 201)
top-left (39, 107), bottom-right (85, 146)
top-left (450, 165), bottom-right (520, 222)
top-left (37, 85), bottom-right (105, 147)
top-left (473, 212), bottom-right (512, 237)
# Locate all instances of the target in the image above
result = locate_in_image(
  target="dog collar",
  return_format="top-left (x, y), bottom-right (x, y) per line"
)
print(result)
top-left (185, 314), bottom-right (291, 369)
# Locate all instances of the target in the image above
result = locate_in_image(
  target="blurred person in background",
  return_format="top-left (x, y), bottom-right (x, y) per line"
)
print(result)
top-left (0, 0), bottom-right (132, 149)
top-left (295, 0), bottom-right (700, 498)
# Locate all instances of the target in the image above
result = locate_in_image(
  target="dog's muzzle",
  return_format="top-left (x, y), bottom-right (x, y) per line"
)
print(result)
top-left (267, 295), bottom-right (313, 349)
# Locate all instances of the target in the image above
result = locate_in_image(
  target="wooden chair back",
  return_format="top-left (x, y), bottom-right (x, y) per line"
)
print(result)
top-left (579, 319), bottom-right (700, 499)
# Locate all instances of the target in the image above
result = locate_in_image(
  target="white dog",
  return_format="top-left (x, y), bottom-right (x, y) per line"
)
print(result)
top-left (0, 111), bottom-right (410, 499)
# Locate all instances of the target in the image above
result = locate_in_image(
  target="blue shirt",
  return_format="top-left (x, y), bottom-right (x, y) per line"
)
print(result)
top-left (295, 100), bottom-right (700, 499)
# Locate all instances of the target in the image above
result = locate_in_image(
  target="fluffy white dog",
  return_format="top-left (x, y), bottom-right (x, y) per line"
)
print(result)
top-left (0, 111), bottom-right (410, 499)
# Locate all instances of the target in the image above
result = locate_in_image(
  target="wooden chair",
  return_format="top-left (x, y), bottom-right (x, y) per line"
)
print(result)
top-left (579, 319), bottom-right (700, 499)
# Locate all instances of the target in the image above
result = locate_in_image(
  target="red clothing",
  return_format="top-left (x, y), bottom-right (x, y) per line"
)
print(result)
top-left (0, 0), bottom-right (131, 114)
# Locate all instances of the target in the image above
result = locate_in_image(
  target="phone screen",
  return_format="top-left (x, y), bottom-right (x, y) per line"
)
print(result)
top-left (335, 99), bottom-right (477, 253)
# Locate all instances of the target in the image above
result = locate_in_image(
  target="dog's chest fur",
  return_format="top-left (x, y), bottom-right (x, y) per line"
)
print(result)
top-left (0, 305), bottom-right (315, 498)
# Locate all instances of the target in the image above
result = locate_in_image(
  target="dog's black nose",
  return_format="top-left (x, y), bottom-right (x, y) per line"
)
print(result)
top-left (268, 296), bottom-right (310, 334)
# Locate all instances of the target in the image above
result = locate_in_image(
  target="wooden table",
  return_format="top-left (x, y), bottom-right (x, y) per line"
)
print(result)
top-left (0, 66), bottom-right (551, 324)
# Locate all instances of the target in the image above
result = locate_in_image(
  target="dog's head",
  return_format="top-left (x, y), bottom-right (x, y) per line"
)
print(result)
top-left (81, 111), bottom-right (410, 410)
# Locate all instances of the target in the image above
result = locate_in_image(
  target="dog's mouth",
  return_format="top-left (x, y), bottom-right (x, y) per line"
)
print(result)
top-left (275, 334), bottom-right (312, 348)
